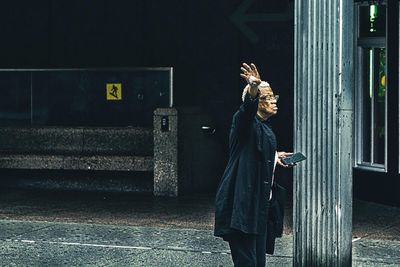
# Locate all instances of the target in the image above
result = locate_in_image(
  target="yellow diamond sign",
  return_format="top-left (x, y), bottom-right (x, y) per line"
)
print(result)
top-left (106, 83), bottom-right (122, 100)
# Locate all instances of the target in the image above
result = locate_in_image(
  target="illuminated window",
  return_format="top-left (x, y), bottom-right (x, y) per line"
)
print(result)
top-left (355, 2), bottom-right (387, 171)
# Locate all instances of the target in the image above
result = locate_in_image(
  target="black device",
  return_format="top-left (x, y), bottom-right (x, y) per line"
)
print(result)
top-left (161, 116), bottom-right (169, 132)
top-left (282, 152), bottom-right (307, 165)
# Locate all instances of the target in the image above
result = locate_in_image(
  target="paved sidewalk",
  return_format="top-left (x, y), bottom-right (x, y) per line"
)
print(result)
top-left (0, 188), bottom-right (400, 266)
top-left (2, 189), bottom-right (400, 240)
top-left (1, 219), bottom-right (400, 266)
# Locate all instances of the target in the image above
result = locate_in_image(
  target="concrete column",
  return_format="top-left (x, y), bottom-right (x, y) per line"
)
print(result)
top-left (153, 108), bottom-right (178, 197)
top-left (294, 0), bottom-right (354, 266)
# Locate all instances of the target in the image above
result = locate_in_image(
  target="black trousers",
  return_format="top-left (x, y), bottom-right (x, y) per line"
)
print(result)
top-left (227, 227), bottom-right (268, 267)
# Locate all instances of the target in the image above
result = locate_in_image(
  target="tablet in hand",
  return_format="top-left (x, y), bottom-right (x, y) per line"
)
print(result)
top-left (282, 152), bottom-right (307, 165)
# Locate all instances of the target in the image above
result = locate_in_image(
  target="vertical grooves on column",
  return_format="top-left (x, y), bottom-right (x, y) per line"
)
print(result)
top-left (294, 0), bottom-right (352, 266)
top-left (294, 0), bottom-right (298, 262)
top-left (306, 0), bottom-right (312, 264)
top-left (328, 0), bottom-right (334, 266)
top-left (333, 1), bottom-right (340, 266)
top-left (316, 1), bottom-right (324, 266)
top-left (311, 0), bottom-right (318, 264)
top-left (321, 0), bottom-right (328, 265)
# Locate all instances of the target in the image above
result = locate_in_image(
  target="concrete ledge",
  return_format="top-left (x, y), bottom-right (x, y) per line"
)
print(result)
top-left (0, 127), bottom-right (153, 156)
top-left (0, 155), bottom-right (153, 171)
top-left (154, 108), bottom-right (177, 116)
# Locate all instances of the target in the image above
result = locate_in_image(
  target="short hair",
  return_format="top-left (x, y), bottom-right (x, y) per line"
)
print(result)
top-left (242, 81), bottom-right (270, 102)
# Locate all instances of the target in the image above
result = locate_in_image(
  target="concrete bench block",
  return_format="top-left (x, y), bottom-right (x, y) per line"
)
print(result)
top-left (0, 127), bottom-right (153, 156)
top-left (0, 127), bottom-right (83, 154)
top-left (153, 108), bottom-right (178, 197)
top-left (0, 155), bottom-right (153, 171)
top-left (82, 127), bottom-right (153, 155)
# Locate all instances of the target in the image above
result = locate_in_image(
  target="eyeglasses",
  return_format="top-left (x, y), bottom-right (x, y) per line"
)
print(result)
top-left (259, 95), bottom-right (279, 102)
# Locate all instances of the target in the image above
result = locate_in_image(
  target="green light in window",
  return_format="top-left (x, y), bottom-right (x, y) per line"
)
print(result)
top-left (369, 4), bottom-right (377, 32)
top-left (378, 48), bottom-right (385, 99)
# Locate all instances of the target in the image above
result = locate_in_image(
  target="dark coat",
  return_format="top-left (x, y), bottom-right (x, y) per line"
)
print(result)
top-left (266, 183), bottom-right (286, 254)
top-left (214, 92), bottom-right (285, 254)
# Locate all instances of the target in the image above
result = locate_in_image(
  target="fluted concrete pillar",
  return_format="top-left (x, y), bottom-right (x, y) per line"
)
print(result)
top-left (294, 0), bottom-right (354, 266)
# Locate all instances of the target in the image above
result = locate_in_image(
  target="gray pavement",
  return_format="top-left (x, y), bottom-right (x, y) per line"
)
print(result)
top-left (1, 219), bottom-right (400, 266)
top-left (0, 188), bottom-right (400, 266)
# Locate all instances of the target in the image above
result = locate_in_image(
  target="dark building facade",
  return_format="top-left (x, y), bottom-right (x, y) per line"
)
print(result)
top-left (0, 0), bottom-right (295, 194)
top-left (0, 0), bottom-right (399, 207)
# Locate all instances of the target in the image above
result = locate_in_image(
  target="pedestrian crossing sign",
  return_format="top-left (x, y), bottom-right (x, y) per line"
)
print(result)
top-left (106, 83), bottom-right (122, 100)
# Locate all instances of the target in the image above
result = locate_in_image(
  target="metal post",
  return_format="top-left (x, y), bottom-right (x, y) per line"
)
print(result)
top-left (293, 0), bottom-right (354, 266)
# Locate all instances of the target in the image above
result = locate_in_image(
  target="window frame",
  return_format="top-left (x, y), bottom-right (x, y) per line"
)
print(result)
top-left (354, 1), bottom-right (388, 172)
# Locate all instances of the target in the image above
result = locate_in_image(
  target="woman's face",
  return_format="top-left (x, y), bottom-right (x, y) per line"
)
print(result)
top-left (257, 86), bottom-right (278, 119)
